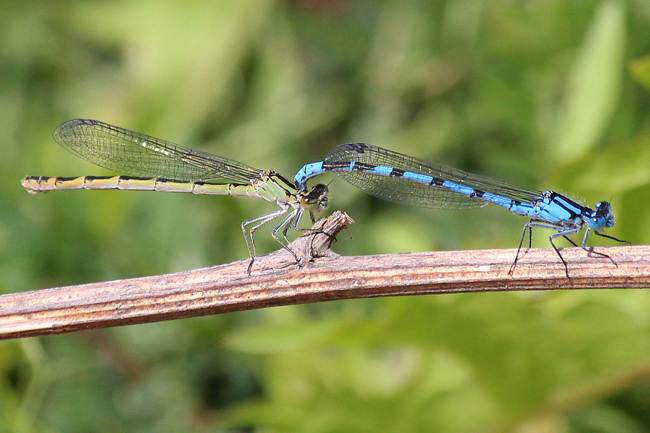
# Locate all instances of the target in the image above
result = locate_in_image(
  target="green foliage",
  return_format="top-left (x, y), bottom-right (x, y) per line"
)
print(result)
top-left (1, 0), bottom-right (650, 432)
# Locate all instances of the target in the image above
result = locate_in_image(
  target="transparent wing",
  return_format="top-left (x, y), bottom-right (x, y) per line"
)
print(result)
top-left (53, 119), bottom-right (263, 183)
top-left (326, 143), bottom-right (542, 209)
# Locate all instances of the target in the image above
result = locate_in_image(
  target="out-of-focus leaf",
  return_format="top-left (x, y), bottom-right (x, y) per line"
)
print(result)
top-left (629, 54), bottom-right (650, 92)
top-left (551, 0), bottom-right (626, 163)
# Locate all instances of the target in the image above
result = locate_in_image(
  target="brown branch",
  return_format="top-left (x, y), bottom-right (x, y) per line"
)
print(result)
top-left (1, 210), bottom-right (648, 340)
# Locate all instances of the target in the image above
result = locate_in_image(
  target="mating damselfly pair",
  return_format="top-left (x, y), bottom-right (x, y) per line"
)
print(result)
top-left (23, 119), bottom-right (628, 276)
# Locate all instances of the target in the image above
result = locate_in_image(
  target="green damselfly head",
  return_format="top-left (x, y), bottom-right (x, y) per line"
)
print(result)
top-left (301, 183), bottom-right (329, 211)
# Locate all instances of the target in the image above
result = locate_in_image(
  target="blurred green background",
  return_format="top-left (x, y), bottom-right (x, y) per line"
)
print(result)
top-left (2, 0), bottom-right (650, 431)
